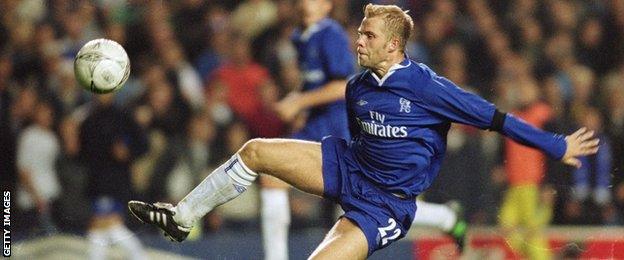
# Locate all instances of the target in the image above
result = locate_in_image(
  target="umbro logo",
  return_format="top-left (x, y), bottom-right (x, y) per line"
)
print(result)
top-left (233, 184), bottom-right (247, 193)
top-left (357, 99), bottom-right (368, 106)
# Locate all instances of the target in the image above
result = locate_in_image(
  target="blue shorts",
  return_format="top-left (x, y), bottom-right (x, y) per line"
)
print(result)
top-left (321, 137), bottom-right (417, 256)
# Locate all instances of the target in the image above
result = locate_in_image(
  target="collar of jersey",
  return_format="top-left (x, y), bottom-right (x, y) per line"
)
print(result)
top-left (368, 54), bottom-right (412, 87)
top-left (300, 18), bottom-right (331, 41)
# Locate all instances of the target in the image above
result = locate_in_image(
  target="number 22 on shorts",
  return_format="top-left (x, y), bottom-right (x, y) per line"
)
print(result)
top-left (378, 218), bottom-right (401, 246)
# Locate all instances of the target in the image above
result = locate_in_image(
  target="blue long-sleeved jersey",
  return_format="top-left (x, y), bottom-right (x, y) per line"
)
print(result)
top-left (345, 57), bottom-right (567, 197)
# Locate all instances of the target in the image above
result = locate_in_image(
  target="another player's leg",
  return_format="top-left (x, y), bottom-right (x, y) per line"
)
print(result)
top-left (89, 211), bottom-right (146, 260)
top-left (128, 138), bottom-right (324, 242)
top-left (88, 229), bottom-right (108, 260)
top-left (413, 200), bottom-right (467, 251)
top-left (522, 186), bottom-right (552, 260)
top-left (309, 217), bottom-right (368, 260)
top-left (260, 176), bottom-right (291, 260)
top-left (413, 201), bottom-right (456, 230)
top-left (108, 223), bottom-right (147, 260)
top-left (498, 186), bottom-right (523, 256)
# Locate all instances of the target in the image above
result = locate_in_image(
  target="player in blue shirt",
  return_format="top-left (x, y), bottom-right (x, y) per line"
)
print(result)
top-left (262, 0), bottom-right (355, 259)
top-left (129, 4), bottom-right (599, 258)
top-left (271, 0), bottom-right (466, 256)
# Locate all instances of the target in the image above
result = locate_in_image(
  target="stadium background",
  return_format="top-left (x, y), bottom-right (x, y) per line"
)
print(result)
top-left (1, 0), bottom-right (623, 259)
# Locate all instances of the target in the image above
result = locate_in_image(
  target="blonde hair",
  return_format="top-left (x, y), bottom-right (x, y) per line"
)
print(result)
top-left (363, 4), bottom-right (414, 51)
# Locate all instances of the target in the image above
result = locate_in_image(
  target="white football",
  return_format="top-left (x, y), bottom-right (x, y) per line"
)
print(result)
top-left (74, 38), bottom-right (130, 94)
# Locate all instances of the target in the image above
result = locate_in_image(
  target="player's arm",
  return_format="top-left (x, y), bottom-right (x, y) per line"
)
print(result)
top-left (420, 74), bottom-right (598, 167)
top-left (275, 26), bottom-right (355, 122)
top-left (274, 79), bottom-right (347, 122)
top-left (294, 79), bottom-right (347, 109)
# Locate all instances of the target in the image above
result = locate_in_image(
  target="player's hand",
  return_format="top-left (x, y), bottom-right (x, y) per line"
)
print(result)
top-left (274, 92), bottom-right (303, 122)
top-left (561, 127), bottom-right (600, 168)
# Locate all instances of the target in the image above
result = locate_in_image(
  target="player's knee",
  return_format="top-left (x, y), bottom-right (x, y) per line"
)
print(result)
top-left (239, 138), bottom-right (266, 171)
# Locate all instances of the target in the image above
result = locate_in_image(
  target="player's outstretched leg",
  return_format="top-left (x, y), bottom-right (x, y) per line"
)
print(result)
top-left (128, 151), bottom-right (258, 241)
top-left (413, 200), bottom-right (467, 252)
top-left (129, 138), bottom-right (324, 242)
top-left (445, 201), bottom-right (468, 252)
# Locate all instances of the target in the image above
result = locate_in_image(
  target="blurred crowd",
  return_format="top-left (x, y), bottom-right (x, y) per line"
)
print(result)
top-left (1, 0), bottom-right (623, 239)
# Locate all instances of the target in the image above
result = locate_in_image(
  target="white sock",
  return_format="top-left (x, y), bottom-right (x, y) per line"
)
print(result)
top-left (88, 230), bottom-right (109, 260)
top-left (261, 188), bottom-right (290, 260)
top-left (174, 154), bottom-right (258, 227)
top-left (108, 224), bottom-right (146, 260)
top-left (413, 201), bottom-right (457, 232)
